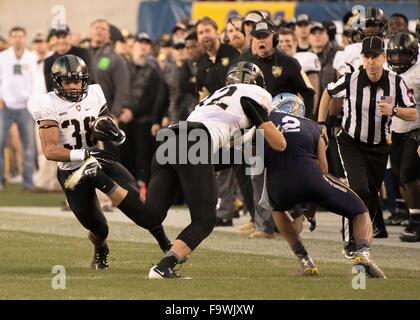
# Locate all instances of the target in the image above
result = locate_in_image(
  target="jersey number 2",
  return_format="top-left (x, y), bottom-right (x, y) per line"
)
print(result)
top-left (282, 116), bottom-right (301, 133)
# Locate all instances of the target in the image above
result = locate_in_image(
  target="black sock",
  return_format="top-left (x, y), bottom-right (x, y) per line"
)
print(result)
top-left (89, 232), bottom-right (109, 252)
top-left (291, 240), bottom-right (308, 259)
top-left (157, 251), bottom-right (180, 270)
top-left (411, 213), bottom-right (420, 224)
top-left (149, 225), bottom-right (172, 252)
top-left (94, 170), bottom-right (117, 195)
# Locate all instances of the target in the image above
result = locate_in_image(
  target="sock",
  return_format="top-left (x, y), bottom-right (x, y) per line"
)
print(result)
top-left (149, 225), bottom-right (172, 252)
top-left (157, 251), bottom-right (181, 270)
top-left (409, 212), bottom-right (420, 224)
top-left (355, 239), bottom-right (370, 256)
top-left (89, 232), bottom-right (108, 252)
top-left (94, 170), bottom-right (117, 195)
top-left (291, 240), bottom-right (308, 259)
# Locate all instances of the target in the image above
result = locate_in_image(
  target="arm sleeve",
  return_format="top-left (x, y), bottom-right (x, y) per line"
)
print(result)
top-left (396, 76), bottom-right (416, 108)
top-left (326, 74), bottom-right (349, 98)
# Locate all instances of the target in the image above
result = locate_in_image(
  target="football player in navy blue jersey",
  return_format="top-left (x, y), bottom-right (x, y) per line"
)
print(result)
top-left (262, 93), bottom-right (386, 278)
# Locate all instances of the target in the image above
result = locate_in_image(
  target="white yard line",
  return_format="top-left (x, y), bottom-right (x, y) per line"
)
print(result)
top-left (0, 206), bottom-right (419, 249)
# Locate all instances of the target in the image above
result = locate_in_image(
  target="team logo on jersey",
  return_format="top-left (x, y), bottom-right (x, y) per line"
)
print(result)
top-left (75, 105), bottom-right (81, 112)
top-left (272, 66), bottom-right (282, 77)
top-left (221, 57), bottom-right (230, 67)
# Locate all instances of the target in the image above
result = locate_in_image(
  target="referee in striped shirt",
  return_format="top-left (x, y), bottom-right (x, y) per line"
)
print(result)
top-left (318, 36), bottom-right (417, 255)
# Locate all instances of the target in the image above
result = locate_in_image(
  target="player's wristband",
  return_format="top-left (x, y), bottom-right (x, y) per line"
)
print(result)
top-left (69, 149), bottom-right (89, 162)
top-left (318, 121), bottom-right (326, 126)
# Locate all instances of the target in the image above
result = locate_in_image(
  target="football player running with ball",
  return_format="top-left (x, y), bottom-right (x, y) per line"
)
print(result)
top-left (31, 55), bottom-right (171, 270)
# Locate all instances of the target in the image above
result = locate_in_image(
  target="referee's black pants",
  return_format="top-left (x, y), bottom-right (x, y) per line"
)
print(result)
top-left (337, 131), bottom-right (391, 241)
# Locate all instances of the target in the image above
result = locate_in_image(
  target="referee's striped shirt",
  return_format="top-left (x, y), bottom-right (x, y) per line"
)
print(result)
top-left (327, 68), bottom-right (416, 145)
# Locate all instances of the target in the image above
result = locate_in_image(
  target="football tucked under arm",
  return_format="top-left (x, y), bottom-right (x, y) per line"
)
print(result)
top-left (90, 116), bottom-right (126, 145)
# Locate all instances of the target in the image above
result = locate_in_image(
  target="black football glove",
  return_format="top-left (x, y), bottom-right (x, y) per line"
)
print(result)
top-left (90, 116), bottom-right (126, 145)
top-left (240, 96), bottom-right (270, 128)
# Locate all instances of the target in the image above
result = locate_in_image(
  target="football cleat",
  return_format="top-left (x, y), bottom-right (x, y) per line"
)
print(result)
top-left (353, 252), bottom-right (386, 279)
top-left (64, 157), bottom-right (101, 190)
top-left (399, 223), bottom-right (420, 242)
top-left (148, 265), bottom-right (191, 279)
top-left (299, 256), bottom-right (318, 276)
top-left (91, 245), bottom-right (110, 270)
top-left (342, 241), bottom-right (357, 259)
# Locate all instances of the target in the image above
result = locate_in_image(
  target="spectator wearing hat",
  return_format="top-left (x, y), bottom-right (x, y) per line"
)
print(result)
top-left (236, 20), bottom-right (315, 238)
top-left (44, 25), bottom-right (95, 93)
top-left (187, 20), bottom-right (197, 33)
top-left (308, 21), bottom-right (345, 180)
top-left (295, 14), bottom-right (312, 52)
top-left (29, 32), bottom-right (59, 192)
top-left (31, 33), bottom-right (50, 62)
top-left (89, 19), bottom-right (130, 120)
top-left (286, 18), bottom-right (296, 32)
top-left (161, 39), bottom-right (189, 123)
top-left (242, 10), bottom-right (267, 47)
top-left (178, 31), bottom-right (204, 119)
top-left (172, 23), bottom-right (188, 43)
top-left (110, 25), bottom-right (131, 65)
top-left (321, 21), bottom-right (340, 50)
top-left (121, 34), bottom-right (167, 187)
top-left (238, 20), bottom-right (315, 117)
top-left (156, 34), bottom-right (173, 71)
top-left (278, 28), bottom-right (320, 114)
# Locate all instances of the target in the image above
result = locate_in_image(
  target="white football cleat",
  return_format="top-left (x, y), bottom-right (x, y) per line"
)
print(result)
top-left (64, 157), bottom-right (101, 190)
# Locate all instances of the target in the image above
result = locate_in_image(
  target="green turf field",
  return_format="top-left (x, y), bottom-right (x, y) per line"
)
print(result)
top-left (1, 185), bottom-right (420, 299)
top-left (0, 184), bottom-right (65, 207)
top-left (0, 228), bottom-right (420, 299)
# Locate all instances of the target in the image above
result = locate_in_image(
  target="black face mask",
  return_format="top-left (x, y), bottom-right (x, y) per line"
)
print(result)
top-left (387, 49), bottom-right (417, 74)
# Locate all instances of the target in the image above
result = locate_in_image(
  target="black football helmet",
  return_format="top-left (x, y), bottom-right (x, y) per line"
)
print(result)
top-left (354, 7), bottom-right (387, 40)
top-left (51, 54), bottom-right (89, 102)
top-left (387, 32), bottom-right (419, 74)
top-left (225, 61), bottom-right (265, 88)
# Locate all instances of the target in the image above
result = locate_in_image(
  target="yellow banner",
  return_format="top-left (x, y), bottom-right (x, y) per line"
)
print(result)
top-left (191, 1), bottom-right (296, 31)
